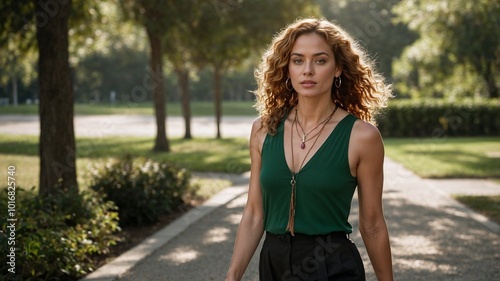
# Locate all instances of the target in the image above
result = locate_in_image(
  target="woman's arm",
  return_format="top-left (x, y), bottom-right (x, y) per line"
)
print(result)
top-left (226, 119), bottom-right (266, 281)
top-left (350, 121), bottom-right (394, 281)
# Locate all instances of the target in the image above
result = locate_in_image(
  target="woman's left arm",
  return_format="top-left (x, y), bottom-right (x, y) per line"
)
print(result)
top-left (350, 121), bottom-right (394, 281)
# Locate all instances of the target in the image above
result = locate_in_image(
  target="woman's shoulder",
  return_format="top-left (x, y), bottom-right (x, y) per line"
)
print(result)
top-left (250, 117), bottom-right (268, 152)
top-left (351, 117), bottom-right (382, 144)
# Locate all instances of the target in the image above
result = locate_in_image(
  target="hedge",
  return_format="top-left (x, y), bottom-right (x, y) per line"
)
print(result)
top-left (377, 99), bottom-right (500, 137)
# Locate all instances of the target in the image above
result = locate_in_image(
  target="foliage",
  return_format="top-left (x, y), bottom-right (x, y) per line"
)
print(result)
top-left (89, 156), bottom-right (192, 226)
top-left (317, 0), bottom-right (417, 83)
top-left (0, 187), bottom-right (120, 280)
top-left (0, 0), bottom-right (108, 100)
top-left (378, 99), bottom-right (500, 137)
top-left (393, 0), bottom-right (500, 98)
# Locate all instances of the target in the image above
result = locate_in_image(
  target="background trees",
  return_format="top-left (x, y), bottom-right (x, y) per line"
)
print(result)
top-left (1, 0), bottom-right (498, 194)
top-left (393, 0), bottom-right (500, 98)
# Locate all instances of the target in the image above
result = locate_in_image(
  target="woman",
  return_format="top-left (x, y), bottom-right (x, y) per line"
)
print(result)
top-left (226, 18), bottom-right (393, 281)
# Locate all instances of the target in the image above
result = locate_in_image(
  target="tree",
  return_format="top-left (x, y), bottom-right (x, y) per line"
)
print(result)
top-left (317, 0), bottom-right (417, 83)
top-left (162, 1), bottom-right (202, 139)
top-left (120, 0), bottom-right (175, 151)
top-left (34, 0), bottom-right (78, 195)
top-left (1, 0), bottom-right (106, 195)
top-left (393, 0), bottom-right (500, 98)
top-left (192, 0), bottom-right (321, 138)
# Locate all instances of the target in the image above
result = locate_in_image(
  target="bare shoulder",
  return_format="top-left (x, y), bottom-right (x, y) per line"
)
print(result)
top-left (249, 117), bottom-right (267, 154)
top-left (351, 119), bottom-right (383, 145)
top-left (350, 119), bottom-right (384, 164)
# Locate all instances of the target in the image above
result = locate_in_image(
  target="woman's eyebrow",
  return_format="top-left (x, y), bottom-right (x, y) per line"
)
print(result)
top-left (290, 52), bottom-right (330, 57)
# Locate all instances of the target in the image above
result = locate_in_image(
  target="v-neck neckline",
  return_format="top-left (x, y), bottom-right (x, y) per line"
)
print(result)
top-left (282, 113), bottom-right (350, 174)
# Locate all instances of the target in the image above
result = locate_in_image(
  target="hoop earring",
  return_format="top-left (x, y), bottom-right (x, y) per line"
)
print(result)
top-left (285, 77), bottom-right (293, 92)
top-left (335, 76), bottom-right (341, 88)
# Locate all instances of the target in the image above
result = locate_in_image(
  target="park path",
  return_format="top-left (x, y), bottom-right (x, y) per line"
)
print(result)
top-left (82, 158), bottom-right (500, 281)
top-left (0, 115), bottom-right (255, 138)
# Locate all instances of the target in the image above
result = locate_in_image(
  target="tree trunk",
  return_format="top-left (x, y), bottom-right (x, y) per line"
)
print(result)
top-left (35, 0), bottom-right (78, 195)
top-left (214, 66), bottom-right (223, 139)
top-left (484, 61), bottom-right (498, 98)
top-left (147, 30), bottom-right (170, 152)
top-left (12, 73), bottom-right (18, 106)
top-left (176, 68), bottom-right (192, 139)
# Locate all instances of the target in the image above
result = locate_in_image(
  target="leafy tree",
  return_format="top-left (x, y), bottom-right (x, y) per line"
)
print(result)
top-left (0, 0), bottom-right (104, 195)
top-left (162, 1), bottom-right (202, 139)
top-left (120, 0), bottom-right (175, 151)
top-left (317, 0), bottom-right (417, 83)
top-left (192, 0), bottom-right (321, 138)
top-left (393, 0), bottom-right (500, 98)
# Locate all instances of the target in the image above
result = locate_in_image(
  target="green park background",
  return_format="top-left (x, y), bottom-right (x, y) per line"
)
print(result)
top-left (1, 0), bottom-right (499, 280)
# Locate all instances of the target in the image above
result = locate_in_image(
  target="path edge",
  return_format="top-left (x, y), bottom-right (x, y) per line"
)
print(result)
top-left (79, 183), bottom-right (248, 281)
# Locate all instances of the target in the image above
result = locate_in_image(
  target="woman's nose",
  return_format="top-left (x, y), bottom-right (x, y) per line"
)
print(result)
top-left (303, 61), bottom-right (313, 76)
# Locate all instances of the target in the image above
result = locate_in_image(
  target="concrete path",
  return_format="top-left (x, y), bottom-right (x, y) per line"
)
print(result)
top-left (0, 115), bottom-right (255, 138)
top-left (80, 158), bottom-right (500, 281)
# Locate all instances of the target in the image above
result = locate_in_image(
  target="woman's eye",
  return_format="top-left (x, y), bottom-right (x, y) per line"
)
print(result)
top-left (316, 59), bottom-right (326, 64)
top-left (293, 59), bottom-right (303, 64)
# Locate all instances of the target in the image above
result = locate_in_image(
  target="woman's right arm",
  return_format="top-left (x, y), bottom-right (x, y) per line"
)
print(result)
top-left (226, 119), bottom-right (266, 281)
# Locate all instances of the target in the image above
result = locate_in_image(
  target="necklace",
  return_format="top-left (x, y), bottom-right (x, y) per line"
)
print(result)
top-left (295, 106), bottom-right (338, 149)
top-left (286, 105), bottom-right (337, 236)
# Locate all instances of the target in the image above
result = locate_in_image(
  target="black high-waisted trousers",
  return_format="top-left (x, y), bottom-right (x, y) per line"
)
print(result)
top-left (259, 231), bottom-right (365, 281)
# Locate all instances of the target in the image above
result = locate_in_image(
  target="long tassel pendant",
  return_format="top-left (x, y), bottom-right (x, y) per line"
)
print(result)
top-left (286, 175), bottom-right (296, 236)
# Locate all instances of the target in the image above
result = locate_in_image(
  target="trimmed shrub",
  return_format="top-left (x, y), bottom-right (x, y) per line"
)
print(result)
top-left (0, 187), bottom-right (120, 281)
top-left (89, 156), bottom-right (191, 227)
top-left (377, 99), bottom-right (500, 137)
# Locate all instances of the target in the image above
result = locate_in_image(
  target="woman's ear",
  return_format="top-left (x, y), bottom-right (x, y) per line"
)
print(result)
top-left (335, 69), bottom-right (342, 78)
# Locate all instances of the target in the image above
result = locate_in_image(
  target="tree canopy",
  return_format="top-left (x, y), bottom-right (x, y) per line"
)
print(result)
top-left (393, 0), bottom-right (500, 98)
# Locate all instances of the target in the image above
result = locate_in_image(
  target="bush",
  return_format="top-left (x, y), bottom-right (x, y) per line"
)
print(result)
top-left (377, 98), bottom-right (500, 137)
top-left (0, 187), bottom-right (120, 281)
top-left (89, 156), bottom-right (191, 227)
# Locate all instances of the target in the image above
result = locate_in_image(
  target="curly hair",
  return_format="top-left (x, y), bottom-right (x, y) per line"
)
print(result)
top-left (254, 18), bottom-right (392, 135)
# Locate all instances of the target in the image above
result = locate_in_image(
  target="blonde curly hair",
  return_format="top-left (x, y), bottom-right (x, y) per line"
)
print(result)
top-left (254, 18), bottom-right (392, 135)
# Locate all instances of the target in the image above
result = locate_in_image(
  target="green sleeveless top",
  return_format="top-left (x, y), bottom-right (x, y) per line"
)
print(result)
top-left (260, 114), bottom-right (358, 235)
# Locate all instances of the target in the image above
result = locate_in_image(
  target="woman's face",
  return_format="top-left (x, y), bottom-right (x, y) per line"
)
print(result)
top-left (288, 32), bottom-right (341, 99)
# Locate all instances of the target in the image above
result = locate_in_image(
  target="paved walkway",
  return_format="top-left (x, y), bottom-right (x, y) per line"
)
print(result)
top-left (80, 158), bottom-right (500, 281)
top-left (2, 115), bottom-right (499, 280)
top-left (0, 115), bottom-right (255, 138)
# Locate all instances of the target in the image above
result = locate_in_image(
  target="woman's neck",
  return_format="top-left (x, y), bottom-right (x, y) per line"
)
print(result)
top-left (295, 99), bottom-right (335, 128)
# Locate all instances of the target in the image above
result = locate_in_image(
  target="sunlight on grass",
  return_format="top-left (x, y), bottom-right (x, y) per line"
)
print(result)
top-left (0, 135), bottom-right (250, 191)
top-left (384, 137), bottom-right (500, 178)
top-left (453, 195), bottom-right (500, 225)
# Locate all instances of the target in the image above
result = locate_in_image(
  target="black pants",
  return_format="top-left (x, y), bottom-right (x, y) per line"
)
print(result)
top-left (259, 231), bottom-right (365, 281)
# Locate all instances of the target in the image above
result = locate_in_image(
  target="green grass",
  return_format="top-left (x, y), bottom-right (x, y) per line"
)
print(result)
top-left (2, 134), bottom-right (499, 225)
top-left (0, 135), bottom-right (250, 191)
top-left (453, 195), bottom-right (500, 225)
top-left (384, 137), bottom-right (500, 179)
top-left (0, 101), bottom-right (258, 116)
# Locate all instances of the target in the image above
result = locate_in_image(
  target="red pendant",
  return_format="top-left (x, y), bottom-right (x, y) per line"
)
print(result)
top-left (300, 142), bottom-right (306, 149)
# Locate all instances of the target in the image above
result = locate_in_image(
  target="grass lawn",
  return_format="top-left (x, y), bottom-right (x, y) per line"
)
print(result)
top-left (384, 137), bottom-right (500, 179)
top-left (453, 195), bottom-right (500, 225)
top-left (0, 135), bottom-right (250, 192)
top-left (2, 134), bottom-right (499, 231)
top-left (0, 101), bottom-right (258, 116)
